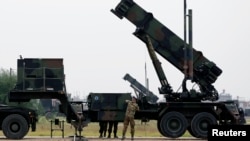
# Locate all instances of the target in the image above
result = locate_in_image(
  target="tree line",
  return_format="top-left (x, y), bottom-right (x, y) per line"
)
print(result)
top-left (0, 68), bottom-right (45, 115)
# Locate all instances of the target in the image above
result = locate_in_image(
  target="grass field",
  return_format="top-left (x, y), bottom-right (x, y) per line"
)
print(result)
top-left (0, 116), bottom-right (249, 138)
top-left (27, 117), bottom-right (171, 137)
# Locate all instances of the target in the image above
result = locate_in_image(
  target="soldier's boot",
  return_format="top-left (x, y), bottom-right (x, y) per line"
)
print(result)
top-left (121, 132), bottom-right (125, 140)
top-left (107, 133), bottom-right (111, 138)
top-left (131, 130), bottom-right (135, 140)
top-left (131, 135), bottom-right (134, 140)
top-left (114, 132), bottom-right (118, 138)
top-left (121, 125), bottom-right (128, 140)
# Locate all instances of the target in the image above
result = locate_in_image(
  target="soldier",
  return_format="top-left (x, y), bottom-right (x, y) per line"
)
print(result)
top-left (121, 96), bottom-right (139, 140)
top-left (99, 121), bottom-right (108, 138)
top-left (107, 121), bottom-right (119, 138)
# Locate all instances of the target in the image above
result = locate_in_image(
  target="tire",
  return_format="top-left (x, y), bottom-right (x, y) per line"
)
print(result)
top-left (191, 112), bottom-right (217, 138)
top-left (160, 111), bottom-right (188, 138)
top-left (2, 114), bottom-right (29, 139)
top-left (157, 118), bottom-right (165, 137)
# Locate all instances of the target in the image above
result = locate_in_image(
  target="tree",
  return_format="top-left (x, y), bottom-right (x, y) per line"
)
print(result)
top-left (0, 68), bottom-right (16, 104)
top-left (0, 67), bottom-right (45, 115)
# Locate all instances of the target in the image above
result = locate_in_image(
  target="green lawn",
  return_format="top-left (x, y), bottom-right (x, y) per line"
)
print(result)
top-left (27, 118), bottom-right (171, 137)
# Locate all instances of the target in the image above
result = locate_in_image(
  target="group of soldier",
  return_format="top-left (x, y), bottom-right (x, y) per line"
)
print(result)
top-left (99, 96), bottom-right (139, 140)
top-left (99, 121), bottom-right (119, 138)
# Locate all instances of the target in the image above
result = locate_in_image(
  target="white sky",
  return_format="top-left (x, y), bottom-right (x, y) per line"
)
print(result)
top-left (0, 0), bottom-right (250, 100)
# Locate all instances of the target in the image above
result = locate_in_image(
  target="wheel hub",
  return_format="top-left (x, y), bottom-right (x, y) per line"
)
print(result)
top-left (10, 123), bottom-right (20, 132)
top-left (168, 119), bottom-right (181, 131)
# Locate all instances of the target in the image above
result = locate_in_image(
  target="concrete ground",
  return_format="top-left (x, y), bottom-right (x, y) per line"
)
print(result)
top-left (0, 136), bottom-right (205, 141)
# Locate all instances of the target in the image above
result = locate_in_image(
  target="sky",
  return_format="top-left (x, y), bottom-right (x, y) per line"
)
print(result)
top-left (0, 0), bottom-right (250, 101)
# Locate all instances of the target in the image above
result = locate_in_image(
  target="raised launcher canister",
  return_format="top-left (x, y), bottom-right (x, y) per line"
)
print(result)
top-left (86, 93), bottom-right (132, 122)
top-left (111, 0), bottom-right (222, 102)
top-left (123, 73), bottom-right (159, 104)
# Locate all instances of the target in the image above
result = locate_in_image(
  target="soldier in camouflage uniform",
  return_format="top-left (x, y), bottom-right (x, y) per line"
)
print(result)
top-left (121, 97), bottom-right (139, 140)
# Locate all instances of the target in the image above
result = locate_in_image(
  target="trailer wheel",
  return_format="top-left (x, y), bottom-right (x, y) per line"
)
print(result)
top-left (160, 111), bottom-right (188, 138)
top-left (191, 112), bottom-right (217, 138)
top-left (2, 114), bottom-right (29, 139)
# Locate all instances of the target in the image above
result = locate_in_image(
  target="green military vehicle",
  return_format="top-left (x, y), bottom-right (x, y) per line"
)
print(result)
top-left (7, 57), bottom-right (134, 138)
top-left (0, 104), bottom-right (37, 139)
top-left (8, 58), bottom-right (88, 137)
top-left (86, 92), bottom-right (131, 122)
top-left (111, 0), bottom-right (246, 139)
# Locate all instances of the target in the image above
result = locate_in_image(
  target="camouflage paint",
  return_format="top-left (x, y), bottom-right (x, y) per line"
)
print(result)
top-left (87, 93), bottom-right (131, 122)
top-left (15, 58), bottom-right (64, 92)
top-left (111, 0), bottom-right (222, 101)
top-left (9, 58), bottom-right (84, 128)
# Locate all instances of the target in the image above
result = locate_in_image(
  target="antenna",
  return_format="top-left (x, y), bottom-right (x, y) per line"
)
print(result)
top-left (183, 0), bottom-right (187, 76)
top-left (145, 62), bottom-right (147, 87)
top-left (145, 57), bottom-right (149, 95)
top-left (182, 0), bottom-right (193, 92)
top-left (144, 49), bottom-right (149, 91)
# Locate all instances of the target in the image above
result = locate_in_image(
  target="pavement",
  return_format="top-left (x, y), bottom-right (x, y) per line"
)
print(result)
top-left (0, 136), bottom-right (205, 141)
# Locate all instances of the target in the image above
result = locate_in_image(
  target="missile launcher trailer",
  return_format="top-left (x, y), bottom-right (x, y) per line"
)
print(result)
top-left (111, 0), bottom-right (246, 138)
